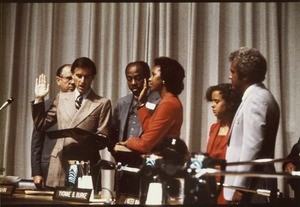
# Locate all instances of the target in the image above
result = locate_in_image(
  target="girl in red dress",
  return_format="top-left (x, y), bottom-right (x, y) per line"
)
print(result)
top-left (205, 83), bottom-right (241, 204)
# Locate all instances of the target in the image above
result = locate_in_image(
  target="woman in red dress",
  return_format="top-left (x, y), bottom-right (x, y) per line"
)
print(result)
top-left (121, 57), bottom-right (186, 155)
top-left (205, 83), bottom-right (241, 204)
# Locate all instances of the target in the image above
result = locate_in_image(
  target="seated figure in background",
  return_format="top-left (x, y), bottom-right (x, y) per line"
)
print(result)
top-left (283, 137), bottom-right (300, 203)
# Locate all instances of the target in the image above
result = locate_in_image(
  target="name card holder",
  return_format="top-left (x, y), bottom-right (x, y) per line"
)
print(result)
top-left (53, 187), bottom-right (92, 203)
top-left (0, 185), bottom-right (14, 196)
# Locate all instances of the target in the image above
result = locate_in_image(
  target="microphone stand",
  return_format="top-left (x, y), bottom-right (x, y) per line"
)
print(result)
top-left (217, 183), bottom-right (271, 197)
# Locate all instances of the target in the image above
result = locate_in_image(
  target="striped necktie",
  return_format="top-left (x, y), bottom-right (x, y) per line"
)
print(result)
top-left (75, 94), bottom-right (83, 110)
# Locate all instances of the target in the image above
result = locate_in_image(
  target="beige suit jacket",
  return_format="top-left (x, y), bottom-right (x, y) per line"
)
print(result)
top-left (31, 90), bottom-right (112, 187)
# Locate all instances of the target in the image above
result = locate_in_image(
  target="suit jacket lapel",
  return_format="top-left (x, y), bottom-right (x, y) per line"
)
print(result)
top-left (227, 84), bottom-right (261, 145)
top-left (59, 92), bottom-right (77, 128)
top-left (227, 96), bottom-right (245, 146)
top-left (120, 94), bottom-right (133, 139)
top-left (69, 90), bottom-right (99, 128)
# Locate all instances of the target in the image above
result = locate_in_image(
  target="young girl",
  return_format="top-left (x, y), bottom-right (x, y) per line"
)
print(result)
top-left (205, 83), bottom-right (241, 204)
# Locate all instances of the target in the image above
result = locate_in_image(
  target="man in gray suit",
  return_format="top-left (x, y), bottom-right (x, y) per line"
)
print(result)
top-left (31, 64), bottom-right (74, 189)
top-left (32, 57), bottom-right (112, 193)
top-left (224, 47), bottom-right (280, 204)
top-left (110, 61), bottom-right (160, 161)
top-left (109, 61), bottom-right (160, 203)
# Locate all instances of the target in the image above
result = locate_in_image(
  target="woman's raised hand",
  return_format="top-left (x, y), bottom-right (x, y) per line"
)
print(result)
top-left (138, 78), bottom-right (148, 105)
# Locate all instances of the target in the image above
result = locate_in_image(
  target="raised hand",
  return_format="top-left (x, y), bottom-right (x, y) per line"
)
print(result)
top-left (35, 74), bottom-right (49, 101)
top-left (138, 78), bottom-right (149, 106)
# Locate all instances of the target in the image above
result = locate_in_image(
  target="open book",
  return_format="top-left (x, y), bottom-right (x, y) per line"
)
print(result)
top-left (46, 127), bottom-right (106, 140)
top-left (114, 144), bottom-right (132, 152)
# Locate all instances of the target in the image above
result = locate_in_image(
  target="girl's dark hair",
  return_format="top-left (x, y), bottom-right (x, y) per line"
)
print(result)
top-left (205, 83), bottom-right (241, 121)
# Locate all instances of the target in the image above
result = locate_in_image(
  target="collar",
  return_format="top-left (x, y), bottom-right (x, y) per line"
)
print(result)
top-left (75, 88), bottom-right (91, 100)
top-left (242, 83), bottom-right (259, 101)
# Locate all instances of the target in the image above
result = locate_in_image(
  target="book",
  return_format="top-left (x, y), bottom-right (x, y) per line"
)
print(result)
top-left (46, 127), bottom-right (107, 142)
top-left (114, 144), bottom-right (132, 152)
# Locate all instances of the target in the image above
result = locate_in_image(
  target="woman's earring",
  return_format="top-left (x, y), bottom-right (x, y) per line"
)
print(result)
top-left (163, 80), bottom-right (165, 85)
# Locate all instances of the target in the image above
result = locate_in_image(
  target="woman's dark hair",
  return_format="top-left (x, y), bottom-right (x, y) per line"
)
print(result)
top-left (154, 57), bottom-right (185, 95)
top-left (71, 57), bottom-right (97, 75)
top-left (205, 83), bottom-right (241, 121)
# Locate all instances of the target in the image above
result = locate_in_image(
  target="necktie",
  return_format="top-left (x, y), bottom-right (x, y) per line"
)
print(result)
top-left (75, 94), bottom-right (83, 110)
top-left (129, 98), bottom-right (138, 115)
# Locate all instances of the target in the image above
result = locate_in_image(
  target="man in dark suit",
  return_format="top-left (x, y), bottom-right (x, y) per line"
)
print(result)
top-left (110, 61), bottom-right (160, 159)
top-left (31, 57), bottom-right (112, 193)
top-left (283, 137), bottom-right (300, 202)
top-left (31, 64), bottom-right (74, 189)
top-left (109, 61), bottom-right (160, 203)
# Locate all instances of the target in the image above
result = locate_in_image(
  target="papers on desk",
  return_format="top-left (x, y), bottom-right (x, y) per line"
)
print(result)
top-left (89, 197), bottom-right (111, 203)
top-left (89, 194), bottom-right (111, 203)
top-left (0, 176), bottom-right (21, 184)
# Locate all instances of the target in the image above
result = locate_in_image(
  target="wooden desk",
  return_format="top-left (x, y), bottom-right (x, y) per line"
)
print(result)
top-left (1, 193), bottom-right (296, 207)
top-left (1, 194), bottom-right (112, 206)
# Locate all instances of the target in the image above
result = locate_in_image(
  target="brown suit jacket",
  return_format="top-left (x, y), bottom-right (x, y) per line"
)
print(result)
top-left (31, 90), bottom-right (112, 187)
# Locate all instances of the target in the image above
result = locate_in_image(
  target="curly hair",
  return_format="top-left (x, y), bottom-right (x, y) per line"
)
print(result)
top-left (205, 83), bottom-right (241, 121)
top-left (154, 57), bottom-right (185, 95)
top-left (229, 47), bottom-right (267, 83)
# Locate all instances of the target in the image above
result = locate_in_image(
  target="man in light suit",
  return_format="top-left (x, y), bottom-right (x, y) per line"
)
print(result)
top-left (224, 47), bottom-right (280, 204)
top-left (31, 57), bottom-right (112, 193)
top-left (109, 61), bottom-right (160, 203)
top-left (31, 64), bottom-right (74, 189)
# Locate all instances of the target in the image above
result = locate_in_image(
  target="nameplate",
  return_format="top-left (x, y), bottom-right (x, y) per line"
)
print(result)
top-left (146, 102), bottom-right (156, 110)
top-left (0, 185), bottom-right (14, 196)
top-left (53, 187), bottom-right (92, 203)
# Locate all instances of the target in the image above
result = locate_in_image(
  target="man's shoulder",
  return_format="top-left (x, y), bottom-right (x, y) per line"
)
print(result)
top-left (88, 90), bottom-right (111, 103)
top-left (243, 84), bottom-right (279, 115)
top-left (58, 91), bottom-right (74, 99)
top-left (247, 84), bottom-right (276, 102)
top-left (115, 94), bottom-right (133, 104)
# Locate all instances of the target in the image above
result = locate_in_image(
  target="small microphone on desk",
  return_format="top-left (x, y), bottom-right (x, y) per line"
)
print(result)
top-left (0, 97), bottom-right (14, 111)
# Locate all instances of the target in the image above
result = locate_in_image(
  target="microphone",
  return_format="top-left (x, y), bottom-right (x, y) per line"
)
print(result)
top-left (0, 97), bottom-right (14, 111)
